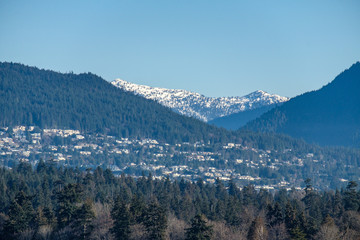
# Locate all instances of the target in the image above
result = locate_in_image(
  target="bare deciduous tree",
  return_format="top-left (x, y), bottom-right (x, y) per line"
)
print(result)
top-left (314, 225), bottom-right (340, 240)
top-left (90, 202), bottom-right (114, 240)
top-left (211, 220), bottom-right (246, 240)
top-left (268, 223), bottom-right (290, 240)
top-left (36, 225), bottom-right (53, 240)
top-left (166, 214), bottom-right (188, 240)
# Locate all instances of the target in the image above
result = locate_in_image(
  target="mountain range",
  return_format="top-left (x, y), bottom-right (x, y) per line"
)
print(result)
top-left (111, 79), bottom-right (289, 122)
top-left (1, 61), bottom-right (360, 189)
top-left (245, 62), bottom-right (360, 147)
top-left (1, 61), bottom-right (360, 148)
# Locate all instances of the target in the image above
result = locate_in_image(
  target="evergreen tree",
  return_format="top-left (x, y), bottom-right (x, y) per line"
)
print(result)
top-left (185, 214), bottom-right (213, 240)
top-left (72, 199), bottom-right (95, 239)
top-left (3, 191), bottom-right (35, 237)
top-left (142, 201), bottom-right (167, 240)
top-left (43, 206), bottom-right (56, 226)
top-left (267, 202), bottom-right (283, 227)
top-left (224, 197), bottom-right (242, 226)
top-left (35, 207), bottom-right (48, 227)
top-left (285, 201), bottom-right (297, 230)
top-left (111, 197), bottom-right (131, 240)
top-left (333, 189), bottom-right (344, 218)
top-left (285, 202), bottom-right (307, 240)
top-left (302, 178), bottom-right (322, 228)
top-left (243, 184), bottom-right (257, 206)
top-left (56, 183), bottom-right (83, 228)
top-left (3, 200), bottom-right (26, 237)
top-left (344, 181), bottom-right (359, 211)
top-left (129, 194), bottom-right (146, 224)
top-left (228, 178), bottom-right (241, 197)
top-left (289, 227), bottom-right (307, 240)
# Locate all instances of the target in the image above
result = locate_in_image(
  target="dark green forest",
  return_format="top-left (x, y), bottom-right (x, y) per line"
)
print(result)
top-left (245, 62), bottom-right (360, 147)
top-left (1, 162), bottom-right (360, 240)
top-left (0, 62), bottom-right (231, 144)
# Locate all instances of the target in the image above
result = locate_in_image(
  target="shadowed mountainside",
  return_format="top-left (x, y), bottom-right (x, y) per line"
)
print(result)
top-left (245, 62), bottom-right (360, 147)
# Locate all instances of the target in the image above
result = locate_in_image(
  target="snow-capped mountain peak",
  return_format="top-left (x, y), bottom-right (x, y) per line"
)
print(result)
top-left (111, 79), bottom-right (289, 122)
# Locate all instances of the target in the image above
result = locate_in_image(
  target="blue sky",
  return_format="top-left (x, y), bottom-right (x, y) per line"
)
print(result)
top-left (1, 0), bottom-right (359, 97)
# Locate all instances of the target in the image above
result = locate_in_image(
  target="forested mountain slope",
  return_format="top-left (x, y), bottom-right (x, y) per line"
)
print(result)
top-left (245, 62), bottom-right (360, 147)
top-left (0, 62), bottom-right (229, 143)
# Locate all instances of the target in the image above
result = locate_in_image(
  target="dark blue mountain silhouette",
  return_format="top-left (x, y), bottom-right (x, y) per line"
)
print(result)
top-left (245, 62), bottom-right (360, 147)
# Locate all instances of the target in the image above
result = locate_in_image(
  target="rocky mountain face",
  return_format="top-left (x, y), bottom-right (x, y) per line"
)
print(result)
top-left (111, 79), bottom-right (289, 122)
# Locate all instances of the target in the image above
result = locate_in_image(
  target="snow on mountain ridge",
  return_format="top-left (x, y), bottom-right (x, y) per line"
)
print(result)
top-left (111, 79), bottom-right (289, 122)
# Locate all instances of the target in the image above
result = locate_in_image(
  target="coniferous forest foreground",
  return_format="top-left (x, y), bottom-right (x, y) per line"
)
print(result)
top-left (1, 162), bottom-right (360, 240)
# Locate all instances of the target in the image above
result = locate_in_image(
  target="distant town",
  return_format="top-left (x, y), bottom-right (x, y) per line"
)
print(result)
top-left (0, 126), bottom-right (352, 190)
